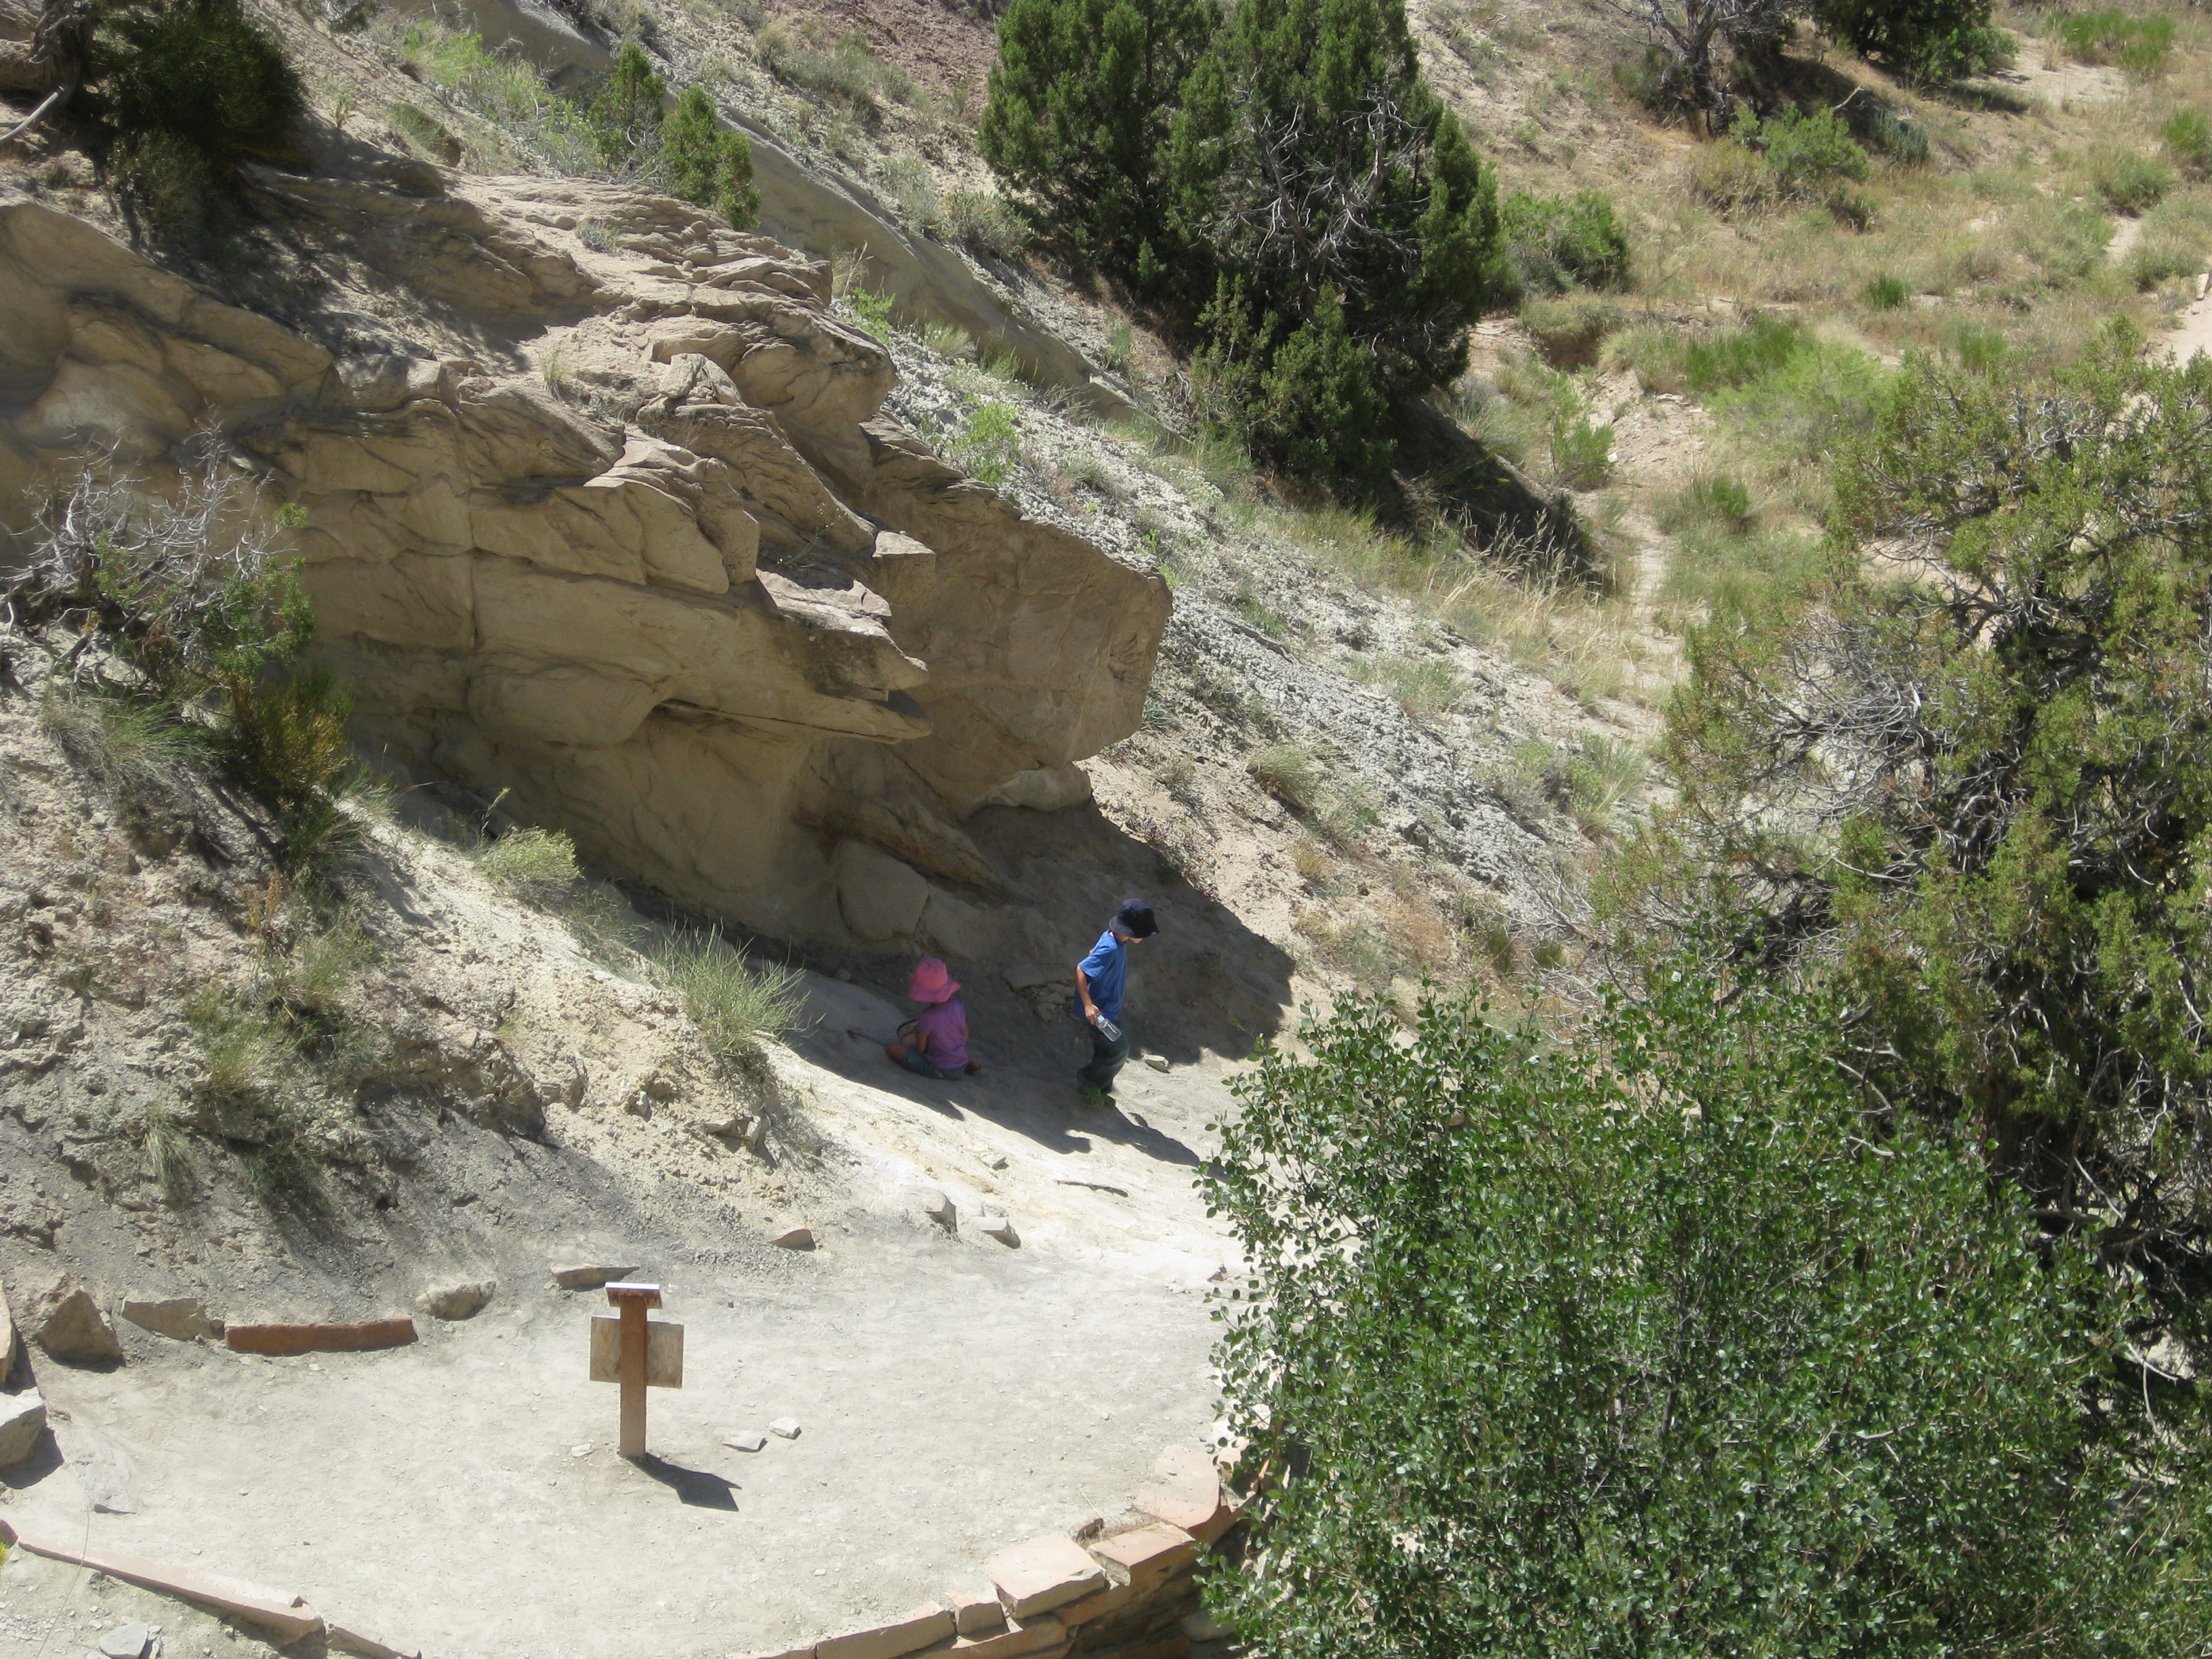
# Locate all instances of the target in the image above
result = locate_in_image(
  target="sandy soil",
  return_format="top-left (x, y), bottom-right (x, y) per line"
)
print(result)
top-left (4, 975), bottom-right (1242, 1659)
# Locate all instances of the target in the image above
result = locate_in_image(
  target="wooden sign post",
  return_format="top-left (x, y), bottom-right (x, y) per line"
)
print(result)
top-left (590, 1281), bottom-right (684, 1459)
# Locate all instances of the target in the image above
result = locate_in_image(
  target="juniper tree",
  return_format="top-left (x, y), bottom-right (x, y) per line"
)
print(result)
top-left (979, 0), bottom-right (1214, 284)
top-left (1644, 329), bottom-right (2212, 1357)
top-left (1167, 0), bottom-right (1500, 494)
top-left (661, 86), bottom-right (759, 230)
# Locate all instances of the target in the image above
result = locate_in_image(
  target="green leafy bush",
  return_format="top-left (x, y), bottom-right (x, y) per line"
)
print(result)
top-left (659, 86), bottom-right (759, 229)
top-left (1245, 292), bottom-right (1396, 498)
top-left (1498, 189), bottom-right (1630, 294)
top-left (1206, 967), bottom-right (2203, 1659)
top-left (94, 0), bottom-right (304, 239)
top-left (952, 401), bottom-right (1023, 486)
top-left (589, 42), bottom-right (665, 167)
top-left (1862, 106), bottom-right (1931, 164)
top-left (10, 466), bottom-right (357, 874)
top-left (1739, 104), bottom-right (1870, 192)
top-left (1815, 0), bottom-right (2010, 79)
top-left (1548, 416), bottom-right (1613, 488)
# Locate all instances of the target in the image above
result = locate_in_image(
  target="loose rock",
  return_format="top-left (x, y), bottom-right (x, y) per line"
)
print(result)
top-left (920, 1190), bottom-right (956, 1231)
top-left (1143, 1054), bottom-right (1170, 1073)
top-left (99, 1622), bottom-right (154, 1658)
top-left (769, 1417), bottom-right (802, 1439)
top-left (980, 1213), bottom-right (1020, 1247)
top-left (29, 1277), bottom-right (121, 1363)
top-left (984, 1534), bottom-right (1106, 1618)
top-left (0, 1388), bottom-right (46, 1467)
top-left (121, 1295), bottom-right (222, 1342)
top-left (417, 1279), bottom-right (497, 1320)
top-left (770, 1223), bottom-right (815, 1250)
top-left (724, 1429), bottom-right (769, 1452)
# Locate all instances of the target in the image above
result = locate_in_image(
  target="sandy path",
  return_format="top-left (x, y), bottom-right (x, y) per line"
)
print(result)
top-left (14, 1223), bottom-right (1220, 1659)
top-left (6, 977), bottom-right (1243, 1659)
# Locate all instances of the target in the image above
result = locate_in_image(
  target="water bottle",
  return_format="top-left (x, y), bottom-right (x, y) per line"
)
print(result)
top-left (1092, 1013), bottom-right (1122, 1042)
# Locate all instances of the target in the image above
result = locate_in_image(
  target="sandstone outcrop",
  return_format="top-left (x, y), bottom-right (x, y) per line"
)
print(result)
top-left (0, 165), bottom-right (1168, 950)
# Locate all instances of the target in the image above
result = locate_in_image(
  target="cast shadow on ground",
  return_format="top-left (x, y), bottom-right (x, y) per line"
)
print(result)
top-left (633, 1454), bottom-right (739, 1510)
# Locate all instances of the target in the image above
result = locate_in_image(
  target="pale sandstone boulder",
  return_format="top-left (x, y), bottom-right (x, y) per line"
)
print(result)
top-left (28, 1277), bottom-right (121, 1363)
top-left (0, 169), bottom-right (1168, 955)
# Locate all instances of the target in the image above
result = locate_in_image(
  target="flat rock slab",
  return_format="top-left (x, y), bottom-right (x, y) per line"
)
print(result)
top-left (225, 1319), bottom-right (417, 1356)
top-left (9, 1525), bottom-right (323, 1643)
top-left (122, 1296), bottom-right (223, 1343)
top-left (769, 1417), bottom-right (802, 1439)
top-left (771, 1225), bottom-right (815, 1250)
top-left (98, 1621), bottom-right (154, 1658)
top-left (985, 1535), bottom-right (1105, 1619)
top-left (817, 1601), bottom-right (954, 1659)
top-left (724, 1430), bottom-right (769, 1452)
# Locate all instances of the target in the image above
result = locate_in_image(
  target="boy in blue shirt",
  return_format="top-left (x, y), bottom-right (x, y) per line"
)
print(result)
top-left (1073, 898), bottom-right (1158, 1106)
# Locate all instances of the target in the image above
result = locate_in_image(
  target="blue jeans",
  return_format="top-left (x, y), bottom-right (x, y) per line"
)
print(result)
top-left (1078, 1019), bottom-right (1130, 1093)
top-left (898, 1047), bottom-right (964, 1081)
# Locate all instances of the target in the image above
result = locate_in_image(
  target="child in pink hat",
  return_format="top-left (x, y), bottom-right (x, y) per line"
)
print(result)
top-left (887, 957), bottom-right (979, 1080)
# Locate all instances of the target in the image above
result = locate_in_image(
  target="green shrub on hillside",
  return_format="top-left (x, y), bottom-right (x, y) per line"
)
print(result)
top-left (2055, 8), bottom-right (2174, 77)
top-left (979, 0), bottom-right (1214, 283)
top-left (660, 86), bottom-right (759, 230)
top-left (93, 0), bottom-right (304, 239)
top-left (1653, 333), bottom-right (2212, 1352)
top-left (1814, 0), bottom-right (2010, 79)
top-left (985, 0), bottom-right (1501, 501)
top-left (1498, 189), bottom-right (1630, 295)
top-left (9, 466), bottom-right (357, 876)
top-left (2086, 142), bottom-right (2174, 214)
top-left (2165, 108), bottom-right (2212, 176)
top-left (589, 42), bottom-right (665, 167)
top-left (1205, 967), bottom-right (2207, 1659)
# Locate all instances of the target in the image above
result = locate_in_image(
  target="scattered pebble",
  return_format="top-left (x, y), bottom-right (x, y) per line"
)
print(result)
top-left (724, 1431), bottom-right (769, 1452)
top-left (570, 1443), bottom-right (594, 1458)
top-left (1143, 1054), bottom-right (1170, 1073)
top-left (769, 1417), bottom-right (802, 1440)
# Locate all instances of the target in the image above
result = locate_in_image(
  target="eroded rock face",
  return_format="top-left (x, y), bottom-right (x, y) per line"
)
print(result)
top-left (0, 171), bottom-right (1169, 949)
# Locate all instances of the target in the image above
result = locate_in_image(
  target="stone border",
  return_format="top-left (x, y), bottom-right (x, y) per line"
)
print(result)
top-left (743, 1443), bottom-right (1246, 1659)
top-left (0, 1518), bottom-right (421, 1655)
top-left (223, 1318), bottom-right (419, 1356)
top-left (0, 1440), bottom-right (1241, 1659)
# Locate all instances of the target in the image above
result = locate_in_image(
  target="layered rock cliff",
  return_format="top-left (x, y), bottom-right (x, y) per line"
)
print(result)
top-left (0, 163), bottom-right (1169, 949)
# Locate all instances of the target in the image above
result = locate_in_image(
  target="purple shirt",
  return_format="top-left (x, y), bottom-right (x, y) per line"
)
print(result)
top-left (914, 998), bottom-right (968, 1069)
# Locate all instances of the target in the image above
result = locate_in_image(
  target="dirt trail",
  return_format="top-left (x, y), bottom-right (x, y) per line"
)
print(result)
top-left (3, 975), bottom-right (1241, 1659)
top-left (2160, 282), bottom-right (2212, 366)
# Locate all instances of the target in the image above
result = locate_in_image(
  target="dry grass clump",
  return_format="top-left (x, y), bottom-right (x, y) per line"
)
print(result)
top-left (478, 826), bottom-right (581, 894)
top-left (656, 929), bottom-right (808, 1063)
